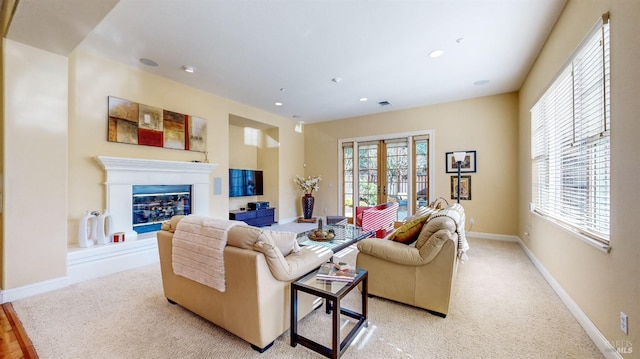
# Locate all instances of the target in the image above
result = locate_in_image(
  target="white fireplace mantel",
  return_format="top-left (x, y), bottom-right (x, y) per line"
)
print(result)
top-left (59, 156), bottom-right (219, 289)
top-left (96, 156), bottom-right (218, 241)
top-left (97, 156), bottom-right (217, 183)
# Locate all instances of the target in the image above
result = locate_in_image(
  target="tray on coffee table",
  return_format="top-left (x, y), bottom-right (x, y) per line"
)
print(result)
top-left (297, 225), bottom-right (373, 253)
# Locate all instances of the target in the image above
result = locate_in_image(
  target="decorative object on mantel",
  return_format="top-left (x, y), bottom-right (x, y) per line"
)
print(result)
top-left (445, 150), bottom-right (476, 173)
top-left (78, 210), bottom-right (98, 248)
top-left (79, 209), bottom-right (116, 247)
top-left (96, 209), bottom-right (114, 245)
top-left (113, 232), bottom-right (125, 242)
top-left (294, 175), bottom-right (321, 219)
top-left (107, 96), bottom-right (207, 152)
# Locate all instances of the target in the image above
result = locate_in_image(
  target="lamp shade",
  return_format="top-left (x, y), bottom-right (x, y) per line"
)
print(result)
top-left (453, 151), bottom-right (467, 162)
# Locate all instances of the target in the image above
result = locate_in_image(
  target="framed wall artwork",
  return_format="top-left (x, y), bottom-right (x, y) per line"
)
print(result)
top-left (445, 150), bottom-right (476, 173)
top-left (451, 175), bottom-right (472, 201)
top-left (107, 96), bottom-right (207, 152)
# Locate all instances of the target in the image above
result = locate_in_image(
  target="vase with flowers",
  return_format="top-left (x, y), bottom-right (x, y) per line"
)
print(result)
top-left (294, 175), bottom-right (321, 219)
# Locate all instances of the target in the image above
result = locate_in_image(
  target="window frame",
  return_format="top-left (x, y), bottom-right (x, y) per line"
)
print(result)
top-left (530, 13), bottom-right (610, 252)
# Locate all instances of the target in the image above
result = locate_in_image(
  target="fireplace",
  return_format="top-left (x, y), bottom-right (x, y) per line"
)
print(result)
top-left (62, 157), bottom-right (218, 286)
top-left (132, 184), bottom-right (192, 233)
top-left (96, 156), bottom-right (217, 241)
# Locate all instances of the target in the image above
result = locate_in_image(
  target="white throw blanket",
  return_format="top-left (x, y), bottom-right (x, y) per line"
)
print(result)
top-left (429, 203), bottom-right (469, 262)
top-left (172, 216), bottom-right (243, 292)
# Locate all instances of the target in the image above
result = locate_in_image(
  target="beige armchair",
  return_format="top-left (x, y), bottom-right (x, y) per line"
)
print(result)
top-left (356, 215), bottom-right (459, 317)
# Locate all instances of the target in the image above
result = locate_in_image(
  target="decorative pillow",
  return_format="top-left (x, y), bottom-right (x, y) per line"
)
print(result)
top-left (266, 230), bottom-right (300, 256)
top-left (389, 215), bottom-right (430, 245)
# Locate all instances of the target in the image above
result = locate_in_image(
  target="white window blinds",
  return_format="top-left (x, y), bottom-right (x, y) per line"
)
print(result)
top-left (531, 13), bottom-right (610, 243)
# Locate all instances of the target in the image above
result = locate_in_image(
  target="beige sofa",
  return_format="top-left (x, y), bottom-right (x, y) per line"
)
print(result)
top-left (356, 212), bottom-right (462, 317)
top-left (157, 216), bottom-right (333, 352)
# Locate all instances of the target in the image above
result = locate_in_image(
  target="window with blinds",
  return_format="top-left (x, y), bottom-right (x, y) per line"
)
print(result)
top-left (531, 13), bottom-right (610, 244)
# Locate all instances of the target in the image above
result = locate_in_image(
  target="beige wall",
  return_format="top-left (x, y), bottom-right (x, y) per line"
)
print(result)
top-left (259, 127), bottom-right (280, 219)
top-left (3, 40), bottom-right (69, 288)
top-left (279, 124), bottom-right (306, 221)
top-left (305, 93), bottom-right (519, 235)
top-left (228, 124), bottom-right (258, 210)
top-left (519, 0), bottom-right (639, 353)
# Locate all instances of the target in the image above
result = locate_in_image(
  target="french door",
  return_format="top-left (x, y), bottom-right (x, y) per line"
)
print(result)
top-left (341, 132), bottom-right (432, 222)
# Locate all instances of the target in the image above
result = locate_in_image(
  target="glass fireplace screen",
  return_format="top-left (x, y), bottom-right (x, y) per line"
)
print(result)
top-left (132, 185), bottom-right (192, 233)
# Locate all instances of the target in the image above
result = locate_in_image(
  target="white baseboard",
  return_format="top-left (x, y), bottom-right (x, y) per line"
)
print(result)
top-left (1, 236), bottom-right (159, 303)
top-left (516, 237), bottom-right (621, 359)
top-left (465, 231), bottom-right (519, 242)
top-left (1, 276), bottom-right (68, 303)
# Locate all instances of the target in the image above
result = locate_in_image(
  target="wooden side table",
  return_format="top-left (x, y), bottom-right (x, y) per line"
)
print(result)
top-left (290, 267), bottom-right (368, 359)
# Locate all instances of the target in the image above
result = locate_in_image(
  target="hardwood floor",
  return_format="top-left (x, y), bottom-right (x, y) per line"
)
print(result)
top-left (0, 303), bottom-right (37, 359)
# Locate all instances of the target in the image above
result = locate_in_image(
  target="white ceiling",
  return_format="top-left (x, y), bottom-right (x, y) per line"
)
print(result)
top-left (7, 0), bottom-right (566, 124)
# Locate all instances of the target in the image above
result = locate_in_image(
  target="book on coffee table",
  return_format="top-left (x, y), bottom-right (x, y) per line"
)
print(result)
top-left (316, 262), bottom-right (356, 282)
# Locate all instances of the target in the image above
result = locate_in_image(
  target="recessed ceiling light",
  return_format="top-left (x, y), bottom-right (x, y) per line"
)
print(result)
top-left (360, 98), bottom-right (368, 102)
top-left (331, 77), bottom-right (342, 84)
top-left (139, 58), bottom-right (158, 67)
top-left (429, 49), bottom-right (444, 58)
top-left (274, 102), bottom-right (283, 106)
top-left (181, 65), bottom-right (196, 73)
top-left (456, 38), bottom-right (465, 44)
top-left (474, 80), bottom-right (490, 86)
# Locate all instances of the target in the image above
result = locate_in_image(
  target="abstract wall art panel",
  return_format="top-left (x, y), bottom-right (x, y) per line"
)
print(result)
top-left (188, 116), bottom-right (207, 152)
top-left (107, 96), bottom-right (207, 152)
top-left (115, 117), bottom-right (138, 144)
top-left (138, 104), bottom-right (163, 132)
top-left (108, 97), bottom-right (138, 122)
top-left (163, 110), bottom-right (186, 150)
top-left (138, 128), bottom-right (164, 147)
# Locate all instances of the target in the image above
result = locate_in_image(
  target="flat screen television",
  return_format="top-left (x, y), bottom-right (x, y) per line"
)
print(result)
top-left (229, 168), bottom-right (264, 197)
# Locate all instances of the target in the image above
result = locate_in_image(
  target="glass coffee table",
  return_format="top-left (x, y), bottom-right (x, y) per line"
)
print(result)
top-left (290, 267), bottom-right (368, 359)
top-left (297, 225), bottom-right (373, 254)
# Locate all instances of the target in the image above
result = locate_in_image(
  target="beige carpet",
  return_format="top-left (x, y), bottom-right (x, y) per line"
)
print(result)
top-left (12, 237), bottom-right (603, 358)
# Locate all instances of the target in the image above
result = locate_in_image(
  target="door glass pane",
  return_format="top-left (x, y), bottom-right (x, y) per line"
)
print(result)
top-left (343, 145), bottom-right (354, 218)
top-left (386, 141), bottom-right (409, 221)
top-left (358, 143), bottom-right (378, 206)
top-left (415, 139), bottom-right (429, 208)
